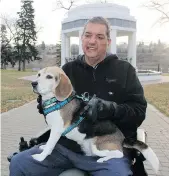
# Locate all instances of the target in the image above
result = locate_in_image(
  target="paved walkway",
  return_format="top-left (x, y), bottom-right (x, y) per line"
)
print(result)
top-left (1, 76), bottom-right (169, 176)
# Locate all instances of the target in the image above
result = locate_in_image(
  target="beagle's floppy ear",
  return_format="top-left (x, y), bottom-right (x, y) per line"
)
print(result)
top-left (55, 72), bottom-right (73, 101)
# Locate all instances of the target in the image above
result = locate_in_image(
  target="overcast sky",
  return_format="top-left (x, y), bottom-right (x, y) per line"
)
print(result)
top-left (1, 0), bottom-right (169, 45)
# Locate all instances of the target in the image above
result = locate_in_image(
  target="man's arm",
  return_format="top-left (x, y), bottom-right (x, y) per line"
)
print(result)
top-left (113, 64), bottom-right (147, 129)
top-left (85, 64), bottom-right (147, 139)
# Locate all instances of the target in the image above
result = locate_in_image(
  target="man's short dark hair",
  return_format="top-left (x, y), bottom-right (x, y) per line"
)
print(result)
top-left (83, 16), bottom-right (111, 39)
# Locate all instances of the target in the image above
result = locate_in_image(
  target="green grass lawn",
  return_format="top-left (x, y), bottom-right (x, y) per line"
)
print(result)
top-left (162, 73), bottom-right (169, 76)
top-left (1, 69), bottom-right (37, 112)
top-left (143, 82), bottom-right (169, 117)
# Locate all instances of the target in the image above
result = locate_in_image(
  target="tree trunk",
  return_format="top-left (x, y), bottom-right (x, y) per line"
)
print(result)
top-left (22, 26), bottom-right (26, 71)
top-left (12, 64), bottom-right (15, 68)
top-left (18, 59), bottom-right (21, 71)
top-left (22, 59), bottom-right (26, 71)
top-left (4, 62), bottom-right (7, 69)
top-left (1, 63), bottom-right (3, 69)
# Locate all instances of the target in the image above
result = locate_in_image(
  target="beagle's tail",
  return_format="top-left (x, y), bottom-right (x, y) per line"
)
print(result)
top-left (124, 141), bottom-right (159, 174)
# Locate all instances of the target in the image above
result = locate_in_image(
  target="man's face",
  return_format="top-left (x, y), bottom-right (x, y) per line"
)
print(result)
top-left (81, 23), bottom-right (111, 60)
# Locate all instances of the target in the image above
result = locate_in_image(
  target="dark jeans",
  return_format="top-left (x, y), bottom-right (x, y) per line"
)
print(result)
top-left (9, 144), bottom-right (132, 176)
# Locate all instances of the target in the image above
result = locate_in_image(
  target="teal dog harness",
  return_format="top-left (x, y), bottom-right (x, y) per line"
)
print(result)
top-left (42, 93), bottom-right (90, 136)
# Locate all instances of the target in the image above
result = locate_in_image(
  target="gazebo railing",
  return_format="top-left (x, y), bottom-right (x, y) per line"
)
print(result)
top-left (65, 57), bottom-right (76, 63)
top-left (120, 57), bottom-right (132, 63)
top-left (65, 57), bottom-right (132, 63)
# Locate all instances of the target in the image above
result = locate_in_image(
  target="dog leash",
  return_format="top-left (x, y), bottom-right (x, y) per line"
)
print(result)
top-left (61, 94), bottom-right (95, 136)
top-left (76, 92), bottom-right (90, 102)
top-left (61, 104), bottom-right (90, 136)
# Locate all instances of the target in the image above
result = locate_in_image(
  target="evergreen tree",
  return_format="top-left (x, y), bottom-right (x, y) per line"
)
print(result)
top-left (1, 24), bottom-right (13, 69)
top-left (16, 0), bottom-right (38, 71)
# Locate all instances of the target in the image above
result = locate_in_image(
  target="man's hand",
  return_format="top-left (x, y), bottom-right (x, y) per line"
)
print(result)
top-left (85, 95), bottom-right (117, 122)
top-left (37, 95), bottom-right (44, 114)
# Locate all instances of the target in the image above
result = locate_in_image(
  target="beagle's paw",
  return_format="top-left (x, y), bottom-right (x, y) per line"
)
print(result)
top-left (97, 150), bottom-right (123, 163)
top-left (32, 154), bottom-right (46, 162)
top-left (97, 156), bottom-right (109, 163)
top-left (39, 144), bottom-right (46, 150)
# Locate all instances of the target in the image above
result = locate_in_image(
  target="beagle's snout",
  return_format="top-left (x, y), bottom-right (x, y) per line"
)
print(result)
top-left (31, 81), bottom-right (38, 88)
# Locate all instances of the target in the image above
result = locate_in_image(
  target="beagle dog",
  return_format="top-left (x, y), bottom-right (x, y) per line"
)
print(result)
top-left (31, 66), bottom-right (159, 173)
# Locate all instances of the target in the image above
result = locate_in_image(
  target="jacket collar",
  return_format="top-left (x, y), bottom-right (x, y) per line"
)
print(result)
top-left (76, 53), bottom-right (118, 69)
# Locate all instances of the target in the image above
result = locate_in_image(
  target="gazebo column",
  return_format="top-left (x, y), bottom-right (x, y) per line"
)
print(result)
top-left (61, 32), bottom-right (66, 66)
top-left (109, 29), bottom-right (117, 54)
top-left (65, 35), bottom-right (70, 58)
top-left (79, 29), bottom-right (83, 54)
top-left (61, 33), bottom-right (70, 66)
top-left (128, 32), bottom-right (136, 68)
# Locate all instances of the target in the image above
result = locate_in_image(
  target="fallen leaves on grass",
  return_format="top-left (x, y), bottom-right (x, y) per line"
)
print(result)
top-left (143, 83), bottom-right (169, 117)
top-left (1, 70), bottom-right (37, 112)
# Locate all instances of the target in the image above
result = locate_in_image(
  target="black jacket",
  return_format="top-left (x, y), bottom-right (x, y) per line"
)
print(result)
top-left (58, 54), bottom-right (147, 152)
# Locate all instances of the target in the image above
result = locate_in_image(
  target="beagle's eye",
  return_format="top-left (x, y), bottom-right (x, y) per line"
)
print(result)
top-left (46, 75), bottom-right (53, 79)
top-left (38, 73), bottom-right (41, 77)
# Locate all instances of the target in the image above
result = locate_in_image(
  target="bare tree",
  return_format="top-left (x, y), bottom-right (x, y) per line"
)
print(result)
top-left (100, 0), bottom-right (108, 2)
top-left (1, 14), bottom-right (43, 42)
top-left (53, 0), bottom-right (114, 12)
top-left (54, 0), bottom-right (78, 11)
top-left (144, 0), bottom-right (169, 25)
top-left (0, 15), bottom-right (18, 47)
top-left (86, 0), bottom-right (113, 3)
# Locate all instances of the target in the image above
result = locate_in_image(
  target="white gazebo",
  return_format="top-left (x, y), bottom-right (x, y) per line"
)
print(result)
top-left (61, 3), bottom-right (137, 67)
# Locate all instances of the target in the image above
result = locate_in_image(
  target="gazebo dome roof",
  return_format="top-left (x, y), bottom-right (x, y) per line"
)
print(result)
top-left (62, 3), bottom-right (136, 24)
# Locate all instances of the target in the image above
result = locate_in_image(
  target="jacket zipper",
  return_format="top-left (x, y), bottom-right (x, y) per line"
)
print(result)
top-left (93, 69), bottom-right (96, 82)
